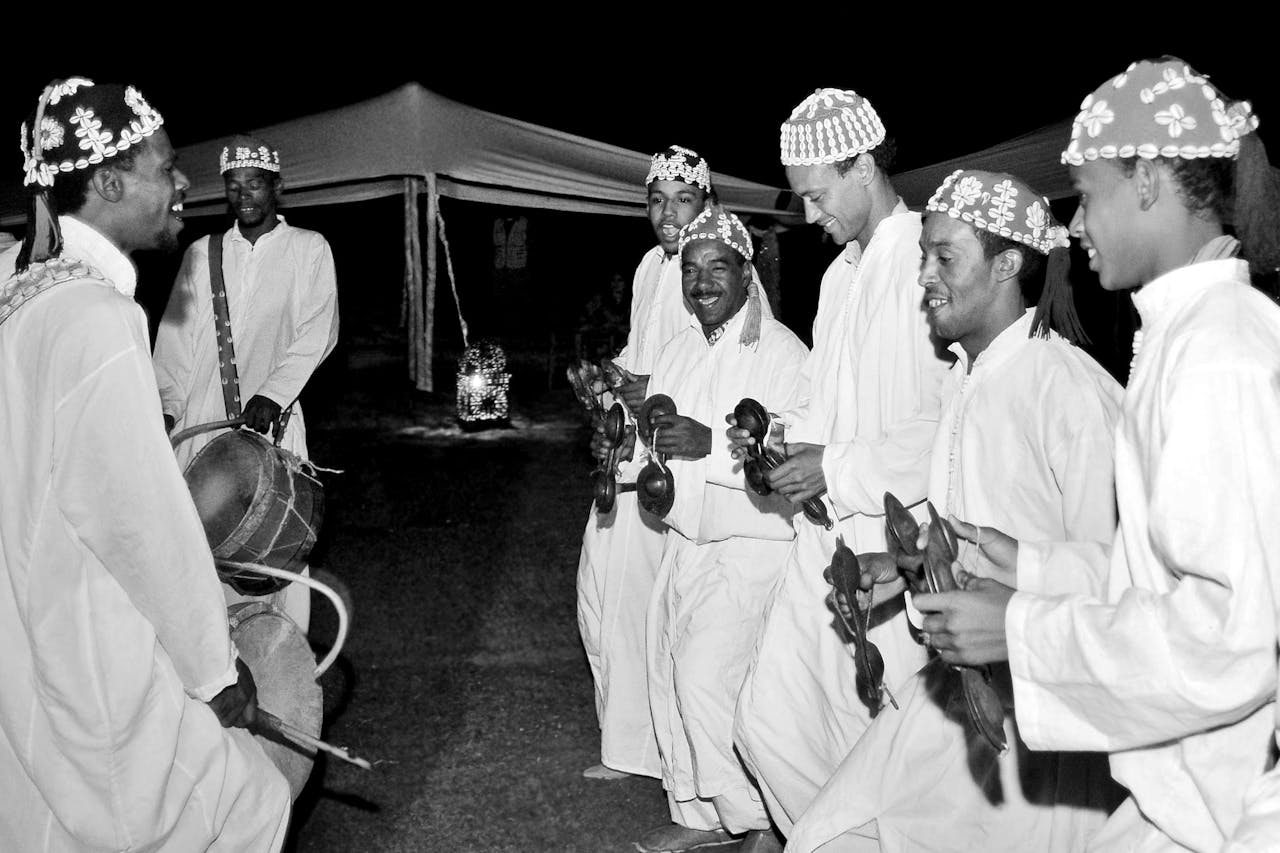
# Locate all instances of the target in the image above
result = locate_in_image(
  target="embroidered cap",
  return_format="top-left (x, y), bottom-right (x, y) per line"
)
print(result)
top-left (1062, 57), bottom-right (1258, 166)
top-left (926, 169), bottom-right (1070, 255)
top-left (19, 78), bottom-right (165, 189)
top-left (646, 145), bottom-right (711, 192)
top-left (677, 204), bottom-right (754, 261)
top-left (780, 88), bottom-right (886, 166)
top-left (926, 168), bottom-right (1086, 345)
top-left (219, 133), bottom-right (281, 174)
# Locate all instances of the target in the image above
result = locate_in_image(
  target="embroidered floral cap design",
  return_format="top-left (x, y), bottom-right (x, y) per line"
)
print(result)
top-left (219, 133), bottom-right (281, 174)
top-left (1062, 57), bottom-right (1259, 166)
top-left (677, 204), bottom-right (754, 261)
top-left (19, 78), bottom-right (165, 188)
top-left (926, 169), bottom-right (1069, 255)
top-left (645, 145), bottom-right (711, 192)
top-left (780, 88), bottom-right (886, 166)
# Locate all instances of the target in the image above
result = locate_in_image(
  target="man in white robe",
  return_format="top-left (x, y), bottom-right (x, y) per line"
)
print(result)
top-left (0, 78), bottom-right (290, 853)
top-left (154, 134), bottom-right (339, 631)
top-left (632, 207), bottom-right (808, 853)
top-left (729, 88), bottom-right (953, 835)
top-left (576, 145), bottom-right (714, 780)
top-left (788, 170), bottom-right (1123, 853)
top-left (916, 58), bottom-right (1280, 853)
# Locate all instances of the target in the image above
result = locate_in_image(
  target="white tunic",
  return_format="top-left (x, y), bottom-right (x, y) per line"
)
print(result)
top-left (1007, 259), bottom-right (1280, 853)
top-left (788, 309), bottom-right (1123, 853)
top-left (645, 308), bottom-right (807, 827)
top-left (0, 217), bottom-right (290, 852)
top-left (154, 216), bottom-right (339, 471)
top-left (576, 247), bottom-right (679, 776)
top-left (735, 204), bottom-right (954, 832)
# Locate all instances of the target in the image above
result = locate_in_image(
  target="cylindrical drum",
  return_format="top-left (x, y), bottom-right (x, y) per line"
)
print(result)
top-left (229, 601), bottom-right (323, 799)
top-left (184, 429), bottom-right (324, 595)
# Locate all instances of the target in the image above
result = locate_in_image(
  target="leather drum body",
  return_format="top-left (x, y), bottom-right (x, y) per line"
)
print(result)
top-left (184, 430), bottom-right (324, 595)
top-left (229, 601), bottom-right (322, 799)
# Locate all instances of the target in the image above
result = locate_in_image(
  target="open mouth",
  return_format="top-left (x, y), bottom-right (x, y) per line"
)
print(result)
top-left (660, 224), bottom-right (679, 240)
top-left (170, 201), bottom-right (184, 219)
top-left (925, 293), bottom-right (949, 312)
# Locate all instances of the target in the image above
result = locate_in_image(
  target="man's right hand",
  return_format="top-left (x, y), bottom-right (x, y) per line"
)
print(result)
top-left (207, 658), bottom-right (259, 729)
top-left (616, 375), bottom-right (650, 413)
top-left (724, 411), bottom-right (784, 461)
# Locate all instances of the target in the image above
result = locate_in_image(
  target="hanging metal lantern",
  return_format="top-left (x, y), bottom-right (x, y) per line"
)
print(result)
top-left (456, 340), bottom-right (510, 425)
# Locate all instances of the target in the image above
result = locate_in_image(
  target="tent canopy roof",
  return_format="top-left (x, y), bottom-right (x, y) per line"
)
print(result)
top-left (1, 83), bottom-right (794, 226)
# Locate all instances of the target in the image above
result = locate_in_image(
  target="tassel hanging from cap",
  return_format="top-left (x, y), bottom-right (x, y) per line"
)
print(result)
top-left (16, 81), bottom-right (66, 273)
top-left (1030, 246), bottom-right (1089, 345)
top-left (737, 267), bottom-right (762, 347)
top-left (16, 191), bottom-right (62, 273)
top-left (1231, 129), bottom-right (1280, 278)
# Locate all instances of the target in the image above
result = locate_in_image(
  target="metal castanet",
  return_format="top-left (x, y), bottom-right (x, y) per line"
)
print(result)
top-left (826, 537), bottom-right (896, 714)
top-left (923, 502), bottom-right (1008, 753)
top-left (883, 491), bottom-right (925, 588)
top-left (733, 397), bottom-right (833, 529)
top-left (636, 394), bottom-right (678, 518)
top-left (592, 402), bottom-right (627, 514)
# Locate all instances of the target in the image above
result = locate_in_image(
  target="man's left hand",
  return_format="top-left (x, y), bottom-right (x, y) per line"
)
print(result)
top-left (650, 413), bottom-right (712, 459)
top-left (243, 395), bottom-right (282, 435)
top-left (765, 442), bottom-right (827, 502)
top-left (914, 574), bottom-right (1016, 666)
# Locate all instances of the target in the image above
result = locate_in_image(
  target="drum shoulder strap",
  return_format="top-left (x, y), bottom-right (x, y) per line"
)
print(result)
top-left (208, 231), bottom-right (243, 419)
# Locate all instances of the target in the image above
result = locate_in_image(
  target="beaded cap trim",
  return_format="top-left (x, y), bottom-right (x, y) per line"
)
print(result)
top-left (780, 88), bottom-right (885, 166)
top-left (646, 145), bottom-right (710, 191)
top-left (925, 169), bottom-right (1069, 255)
top-left (20, 79), bottom-right (164, 188)
top-left (1062, 58), bottom-right (1258, 166)
top-left (219, 133), bottom-right (281, 174)
top-left (677, 204), bottom-right (753, 261)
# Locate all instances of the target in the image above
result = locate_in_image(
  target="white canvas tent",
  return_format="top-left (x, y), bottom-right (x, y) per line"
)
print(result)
top-left (893, 119), bottom-right (1077, 209)
top-left (0, 83), bottom-right (795, 392)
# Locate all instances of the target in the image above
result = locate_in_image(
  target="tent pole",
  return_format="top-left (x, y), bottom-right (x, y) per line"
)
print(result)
top-left (423, 175), bottom-right (438, 393)
top-left (402, 178), bottom-right (420, 386)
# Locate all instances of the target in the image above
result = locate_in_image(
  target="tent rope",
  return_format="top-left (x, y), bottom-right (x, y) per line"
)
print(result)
top-left (433, 190), bottom-right (469, 348)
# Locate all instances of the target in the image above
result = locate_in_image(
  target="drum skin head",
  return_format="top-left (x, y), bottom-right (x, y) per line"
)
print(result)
top-left (229, 601), bottom-right (322, 800)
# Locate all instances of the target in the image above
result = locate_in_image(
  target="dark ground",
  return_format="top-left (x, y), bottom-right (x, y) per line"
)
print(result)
top-left (280, 339), bottom-right (682, 853)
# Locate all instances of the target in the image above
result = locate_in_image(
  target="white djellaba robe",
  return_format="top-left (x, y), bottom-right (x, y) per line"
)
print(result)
top-left (154, 216), bottom-right (338, 470)
top-left (0, 217), bottom-right (290, 852)
top-left (645, 305), bottom-right (809, 833)
top-left (788, 309), bottom-right (1123, 853)
top-left (576, 244), bottom-right (773, 775)
top-left (1007, 258), bottom-right (1280, 853)
top-left (734, 203), bottom-right (953, 834)
top-left (154, 217), bottom-right (339, 630)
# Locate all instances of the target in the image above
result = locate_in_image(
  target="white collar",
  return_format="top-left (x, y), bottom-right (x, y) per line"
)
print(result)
top-left (948, 308), bottom-right (1039, 373)
top-left (231, 214), bottom-right (288, 245)
top-left (842, 198), bottom-right (913, 263)
top-left (1131, 257), bottom-right (1249, 331)
top-left (58, 215), bottom-right (137, 298)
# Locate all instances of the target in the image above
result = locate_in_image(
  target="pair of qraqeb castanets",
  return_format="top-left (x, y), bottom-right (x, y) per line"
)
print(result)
top-left (883, 492), bottom-right (1008, 753)
top-left (826, 537), bottom-right (898, 716)
top-left (632, 393), bottom-right (678, 518)
top-left (591, 402), bottom-right (629, 514)
top-left (732, 398), bottom-right (833, 530)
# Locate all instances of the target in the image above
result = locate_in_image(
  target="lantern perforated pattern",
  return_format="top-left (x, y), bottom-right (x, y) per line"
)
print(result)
top-left (456, 341), bottom-right (510, 422)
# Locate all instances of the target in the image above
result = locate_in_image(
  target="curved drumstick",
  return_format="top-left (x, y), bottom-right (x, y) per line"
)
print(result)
top-left (255, 709), bottom-right (372, 771)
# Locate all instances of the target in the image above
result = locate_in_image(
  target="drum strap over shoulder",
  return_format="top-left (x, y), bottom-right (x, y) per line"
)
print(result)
top-left (209, 231), bottom-right (243, 419)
